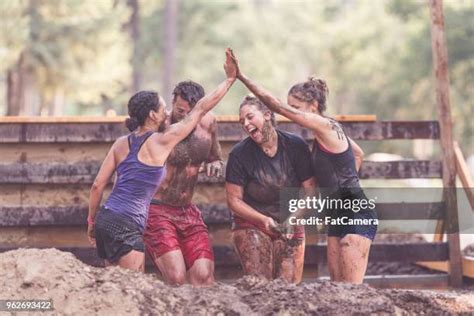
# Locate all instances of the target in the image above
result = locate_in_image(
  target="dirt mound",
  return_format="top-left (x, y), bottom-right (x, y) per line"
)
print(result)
top-left (1, 249), bottom-right (473, 315)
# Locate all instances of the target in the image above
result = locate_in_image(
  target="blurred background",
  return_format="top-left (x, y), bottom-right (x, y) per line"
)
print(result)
top-left (0, 0), bottom-right (472, 158)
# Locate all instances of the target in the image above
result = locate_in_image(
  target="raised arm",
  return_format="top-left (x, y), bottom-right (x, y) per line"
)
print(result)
top-left (157, 50), bottom-right (236, 151)
top-left (229, 50), bottom-right (328, 135)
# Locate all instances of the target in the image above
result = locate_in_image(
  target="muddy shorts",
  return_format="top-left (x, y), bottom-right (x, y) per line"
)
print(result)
top-left (94, 206), bottom-right (145, 263)
top-left (144, 200), bottom-right (214, 270)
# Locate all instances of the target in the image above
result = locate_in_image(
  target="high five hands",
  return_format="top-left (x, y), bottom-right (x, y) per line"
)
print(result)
top-left (224, 48), bottom-right (238, 80)
top-left (226, 48), bottom-right (242, 80)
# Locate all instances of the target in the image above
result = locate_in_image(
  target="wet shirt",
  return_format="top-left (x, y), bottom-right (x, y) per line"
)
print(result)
top-left (226, 130), bottom-right (313, 223)
top-left (311, 125), bottom-right (361, 199)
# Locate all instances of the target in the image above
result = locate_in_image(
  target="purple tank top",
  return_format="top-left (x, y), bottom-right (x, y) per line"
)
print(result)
top-left (104, 131), bottom-right (166, 231)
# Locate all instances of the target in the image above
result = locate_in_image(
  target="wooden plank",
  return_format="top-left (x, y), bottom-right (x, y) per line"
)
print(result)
top-left (0, 243), bottom-right (450, 268)
top-left (0, 123), bottom-right (128, 143)
top-left (454, 141), bottom-right (474, 211)
top-left (362, 274), bottom-right (448, 289)
top-left (0, 114), bottom-right (377, 124)
top-left (417, 256), bottom-right (474, 278)
top-left (305, 243), bottom-right (449, 263)
top-left (316, 274), bottom-right (448, 289)
top-left (0, 202), bottom-right (445, 227)
top-left (0, 160), bottom-right (443, 184)
top-left (0, 204), bottom-right (232, 226)
top-left (358, 160), bottom-right (442, 179)
top-left (0, 121), bottom-right (440, 143)
top-left (376, 202), bottom-right (445, 220)
top-left (429, 0), bottom-right (463, 287)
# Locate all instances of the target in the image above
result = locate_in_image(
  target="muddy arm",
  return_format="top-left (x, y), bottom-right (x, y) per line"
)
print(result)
top-left (226, 182), bottom-right (276, 230)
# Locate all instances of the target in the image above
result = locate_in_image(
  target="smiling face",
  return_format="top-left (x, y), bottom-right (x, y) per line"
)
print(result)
top-left (239, 104), bottom-right (273, 145)
top-left (171, 95), bottom-right (192, 123)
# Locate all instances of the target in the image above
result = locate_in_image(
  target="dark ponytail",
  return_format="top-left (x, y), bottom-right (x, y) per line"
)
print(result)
top-left (126, 90), bottom-right (161, 132)
top-left (125, 117), bottom-right (140, 132)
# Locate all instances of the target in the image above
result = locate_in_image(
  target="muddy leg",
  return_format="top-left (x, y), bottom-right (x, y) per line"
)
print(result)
top-left (232, 229), bottom-right (273, 280)
top-left (339, 234), bottom-right (371, 284)
top-left (273, 238), bottom-right (305, 284)
top-left (117, 250), bottom-right (145, 272)
top-left (327, 237), bottom-right (342, 281)
top-left (154, 250), bottom-right (187, 285)
top-left (188, 258), bottom-right (215, 287)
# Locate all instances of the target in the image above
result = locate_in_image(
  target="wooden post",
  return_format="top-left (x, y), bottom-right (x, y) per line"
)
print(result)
top-left (428, 0), bottom-right (463, 287)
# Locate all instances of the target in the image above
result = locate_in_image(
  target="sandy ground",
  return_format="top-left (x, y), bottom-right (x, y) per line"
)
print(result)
top-left (1, 249), bottom-right (473, 315)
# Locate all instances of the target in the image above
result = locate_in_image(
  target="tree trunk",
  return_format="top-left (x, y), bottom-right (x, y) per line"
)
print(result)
top-left (128, 0), bottom-right (141, 93)
top-left (163, 0), bottom-right (179, 108)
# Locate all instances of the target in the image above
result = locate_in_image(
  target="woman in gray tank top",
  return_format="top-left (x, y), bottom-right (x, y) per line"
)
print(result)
top-left (229, 49), bottom-right (377, 284)
top-left (87, 49), bottom-right (238, 272)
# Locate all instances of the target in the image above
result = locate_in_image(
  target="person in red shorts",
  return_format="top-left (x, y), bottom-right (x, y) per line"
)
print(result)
top-left (144, 79), bottom-right (227, 286)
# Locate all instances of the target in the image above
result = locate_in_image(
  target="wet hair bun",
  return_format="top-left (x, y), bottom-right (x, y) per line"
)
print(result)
top-left (125, 117), bottom-right (139, 132)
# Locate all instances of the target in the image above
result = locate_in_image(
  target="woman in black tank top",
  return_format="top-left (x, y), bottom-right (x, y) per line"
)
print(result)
top-left (229, 49), bottom-right (377, 284)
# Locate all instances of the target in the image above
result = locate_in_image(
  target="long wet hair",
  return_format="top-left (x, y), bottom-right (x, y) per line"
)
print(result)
top-left (288, 76), bottom-right (329, 113)
top-left (125, 90), bottom-right (161, 132)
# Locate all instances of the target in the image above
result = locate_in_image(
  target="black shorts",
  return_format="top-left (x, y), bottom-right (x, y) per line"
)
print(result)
top-left (94, 207), bottom-right (145, 263)
top-left (325, 189), bottom-right (378, 241)
top-left (327, 209), bottom-right (378, 241)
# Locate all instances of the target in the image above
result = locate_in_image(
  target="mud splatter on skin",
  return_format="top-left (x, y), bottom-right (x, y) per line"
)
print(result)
top-left (233, 229), bottom-right (273, 280)
top-left (273, 238), bottom-right (305, 283)
top-left (157, 120), bottom-right (220, 206)
top-left (233, 229), bottom-right (305, 283)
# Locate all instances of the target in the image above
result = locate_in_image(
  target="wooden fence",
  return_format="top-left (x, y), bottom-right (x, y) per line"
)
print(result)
top-left (0, 116), bottom-right (462, 288)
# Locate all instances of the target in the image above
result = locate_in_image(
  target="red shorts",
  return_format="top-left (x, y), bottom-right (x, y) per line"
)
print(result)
top-left (144, 201), bottom-right (214, 270)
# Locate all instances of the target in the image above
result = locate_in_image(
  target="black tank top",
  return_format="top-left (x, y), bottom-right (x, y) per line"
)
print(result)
top-left (311, 129), bottom-right (361, 198)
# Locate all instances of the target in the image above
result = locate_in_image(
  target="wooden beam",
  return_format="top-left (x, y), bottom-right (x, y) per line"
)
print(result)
top-left (0, 121), bottom-right (440, 143)
top-left (316, 274), bottom-right (449, 289)
top-left (429, 0), bottom-right (463, 287)
top-left (0, 160), bottom-right (442, 184)
top-left (0, 202), bottom-right (445, 227)
top-left (454, 141), bottom-right (474, 211)
top-left (417, 256), bottom-right (474, 278)
top-left (0, 204), bottom-right (232, 226)
top-left (0, 243), bottom-right (449, 267)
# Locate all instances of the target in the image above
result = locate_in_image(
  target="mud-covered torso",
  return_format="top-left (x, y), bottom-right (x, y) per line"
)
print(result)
top-left (226, 130), bottom-right (313, 221)
top-left (156, 123), bottom-right (213, 206)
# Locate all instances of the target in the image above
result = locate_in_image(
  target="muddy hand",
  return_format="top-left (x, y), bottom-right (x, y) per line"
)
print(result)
top-left (225, 48), bottom-right (242, 79)
top-left (224, 48), bottom-right (237, 80)
top-left (206, 160), bottom-right (224, 177)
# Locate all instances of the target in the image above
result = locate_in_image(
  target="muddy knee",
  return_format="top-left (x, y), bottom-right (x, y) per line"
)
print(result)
top-left (165, 269), bottom-right (186, 285)
top-left (232, 229), bottom-right (273, 279)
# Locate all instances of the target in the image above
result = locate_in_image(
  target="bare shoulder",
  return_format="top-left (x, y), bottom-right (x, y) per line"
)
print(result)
top-left (112, 135), bottom-right (129, 150)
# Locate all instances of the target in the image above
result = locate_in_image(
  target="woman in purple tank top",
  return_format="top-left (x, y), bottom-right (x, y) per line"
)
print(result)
top-left (87, 49), bottom-right (237, 271)
top-left (229, 49), bottom-right (377, 284)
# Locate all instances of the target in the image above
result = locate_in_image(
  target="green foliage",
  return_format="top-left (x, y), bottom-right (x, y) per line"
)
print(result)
top-left (0, 0), bottom-right (472, 155)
